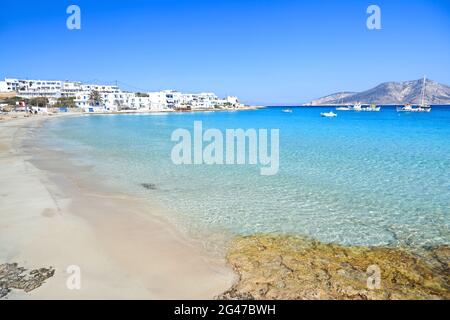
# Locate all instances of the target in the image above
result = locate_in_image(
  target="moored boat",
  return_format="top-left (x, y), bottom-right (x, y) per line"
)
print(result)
top-left (352, 103), bottom-right (362, 111)
top-left (320, 111), bottom-right (337, 117)
top-left (397, 104), bottom-right (413, 112)
top-left (336, 106), bottom-right (351, 111)
top-left (397, 105), bottom-right (431, 112)
top-left (361, 104), bottom-right (381, 112)
top-left (335, 95), bottom-right (351, 111)
top-left (397, 77), bottom-right (432, 113)
top-left (337, 103), bottom-right (380, 112)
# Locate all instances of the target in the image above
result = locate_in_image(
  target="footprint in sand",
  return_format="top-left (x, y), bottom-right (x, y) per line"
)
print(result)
top-left (41, 208), bottom-right (57, 218)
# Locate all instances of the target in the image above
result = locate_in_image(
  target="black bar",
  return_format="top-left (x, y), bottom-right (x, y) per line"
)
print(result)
top-left (0, 300), bottom-right (445, 319)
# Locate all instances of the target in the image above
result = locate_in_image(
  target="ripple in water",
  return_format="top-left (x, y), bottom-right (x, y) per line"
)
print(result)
top-left (41, 107), bottom-right (450, 249)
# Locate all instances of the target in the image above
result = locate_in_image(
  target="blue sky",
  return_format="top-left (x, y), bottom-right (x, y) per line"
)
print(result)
top-left (1, 0), bottom-right (449, 105)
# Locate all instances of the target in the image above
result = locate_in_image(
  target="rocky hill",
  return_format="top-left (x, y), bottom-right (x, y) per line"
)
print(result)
top-left (307, 79), bottom-right (450, 105)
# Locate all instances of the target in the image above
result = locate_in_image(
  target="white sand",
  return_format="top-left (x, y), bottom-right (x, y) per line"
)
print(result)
top-left (0, 115), bottom-right (235, 299)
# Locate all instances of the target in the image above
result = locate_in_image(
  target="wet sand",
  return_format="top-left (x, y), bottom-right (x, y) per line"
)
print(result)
top-left (0, 115), bottom-right (234, 299)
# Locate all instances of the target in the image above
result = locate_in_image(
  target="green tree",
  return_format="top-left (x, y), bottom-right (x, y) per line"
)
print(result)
top-left (89, 90), bottom-right (102, 106)
top-left (0, 96), bottom-right (25, 108)
top-left (29, 97), bottom-right (49, 107)
top-left (55, 96), bottom-right (77, 108)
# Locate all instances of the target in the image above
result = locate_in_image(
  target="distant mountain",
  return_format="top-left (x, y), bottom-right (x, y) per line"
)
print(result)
top-left (306, 79), bottom-right (450, 105)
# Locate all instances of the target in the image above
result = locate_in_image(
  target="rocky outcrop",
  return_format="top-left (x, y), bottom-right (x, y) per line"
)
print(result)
top-left (218, 235), bottom-right (450, 300)
top-left (0, 263), bottom-right (55, 298)
top-left (141, 183), bottom-right (157, 190)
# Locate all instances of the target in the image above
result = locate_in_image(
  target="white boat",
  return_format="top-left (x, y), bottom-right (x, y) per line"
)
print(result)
top-left (417, 106), bottom-right (431, 112)
top-left (282, 109), bottom-right (293, 113)
top-left (417, 76), bottom-right (432, 112)
top-left (397, 105), bottom-right (431, 113)
top-left (352, 103), bottom-right (363, 111)
top-left (335, 94), bottom-right (351, 111)
top-left (397, 77), bottom-right (432, 113)
top-left (397, 104), bottom-right (413, 112)
top-left (321, 111), bottom-right (337, 117)
top-left (361, 104), bottom-right (381, 112)
top-left (336, 104), bottom-right (380, 112)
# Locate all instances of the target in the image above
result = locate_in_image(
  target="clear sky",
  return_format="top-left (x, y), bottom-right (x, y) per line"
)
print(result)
top-left (1, 0), bottom-right (449, 105)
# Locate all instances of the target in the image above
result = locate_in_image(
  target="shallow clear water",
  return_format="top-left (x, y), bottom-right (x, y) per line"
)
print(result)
top-left (42, 107), bottom-right (450, 248)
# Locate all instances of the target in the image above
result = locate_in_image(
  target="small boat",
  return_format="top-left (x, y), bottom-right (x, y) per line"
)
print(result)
top-left (397, 104), bottom-right (413, 112)
top-left (352, 103), bottom-right (363, 111)
top-left (282, 109), bottom-right (293, 113)
top-left (397, 105), bottom-right (431, 113)
top-left (417, 76), bottom-right (432, 112)
top-left (417, 106), bottom-right (431, 113)
top-left (336, 103), bottom-right (380, 112)
top-left (321, 111), bottom-right (337, 117)
top-left (397, 77), bottom-right (432, 113)
top-left (336, 106), bottom-right (351, 111)
top-left (336, 95), bottom-right (351, 111)
top-left (361, 104), bottom-right (381, 112)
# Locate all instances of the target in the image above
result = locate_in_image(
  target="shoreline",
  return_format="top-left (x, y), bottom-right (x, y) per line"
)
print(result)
top-left (0, 105), bottom-right (265, 120)
top-left (0, 115), bottom-right (235, 299)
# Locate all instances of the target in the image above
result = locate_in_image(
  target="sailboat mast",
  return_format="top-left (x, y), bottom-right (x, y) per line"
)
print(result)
top-left (421, 76), bottom-right (426, 106)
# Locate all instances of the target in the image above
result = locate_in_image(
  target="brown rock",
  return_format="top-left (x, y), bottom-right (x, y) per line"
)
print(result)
top-left (0, 263), bottom-right (55, 298)
top-left (217, 235), bottom-right (450, 300)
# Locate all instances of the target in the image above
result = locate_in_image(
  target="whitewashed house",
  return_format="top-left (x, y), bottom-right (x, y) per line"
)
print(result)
top-left (0, 77), bottom-right (244, 112)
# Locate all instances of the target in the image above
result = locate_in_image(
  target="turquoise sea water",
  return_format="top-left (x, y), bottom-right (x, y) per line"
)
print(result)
top-left (41, 107), bottom-right (450, 248)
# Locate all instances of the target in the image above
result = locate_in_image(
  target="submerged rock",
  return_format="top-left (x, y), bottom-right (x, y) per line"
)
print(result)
top-left (141, 183), bottom-right (157, 190)
top-left (217, 235), bottom-right (450, 300)
top-left (0, 263), bottom-right (55, 298)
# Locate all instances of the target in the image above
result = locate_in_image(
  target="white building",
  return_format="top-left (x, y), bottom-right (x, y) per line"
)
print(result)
top-left (75, 91), bottom-right (125, 112)
top-left (0, 81), bottom-right (10, 92)
top-left (0, 77), bottom-right (244, 112)
top-left (225, 96), bottom-right (240, 106)
top-left (123, 93), bottom-right (151, 110)
top-left (179, 92), bottom-right (222, 109)
top-left (80, 84), bottom-right (121, 94)
top-left (61, 81), bottom-right (82, 97)
top-left (0, 78), bottom-right (62, 98)
top-left (0, 78), bottom-right (21, 92)
top-left (159, 90), bottom-right (181, 109)
top-left (146, 92), bottom-right (168, 110)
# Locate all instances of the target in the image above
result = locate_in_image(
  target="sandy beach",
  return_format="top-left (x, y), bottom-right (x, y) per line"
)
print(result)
top-left (0, 114), bottom-right (234, 299)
